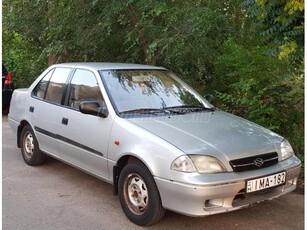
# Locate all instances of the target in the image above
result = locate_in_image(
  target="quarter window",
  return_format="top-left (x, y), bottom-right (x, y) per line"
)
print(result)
top-left (68, 69), bottom-right (104, 110)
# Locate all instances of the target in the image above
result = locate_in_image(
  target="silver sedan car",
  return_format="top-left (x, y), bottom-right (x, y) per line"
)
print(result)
top-left (8, 63), bottom-right (301, 226)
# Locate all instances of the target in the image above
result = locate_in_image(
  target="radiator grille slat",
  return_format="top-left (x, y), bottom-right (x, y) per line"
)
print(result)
top-left (230, 152), bottom-right (278, 172)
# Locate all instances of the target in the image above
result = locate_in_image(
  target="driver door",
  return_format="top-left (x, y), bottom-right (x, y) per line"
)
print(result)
top-left (57, 68), bottom-right (113, 179)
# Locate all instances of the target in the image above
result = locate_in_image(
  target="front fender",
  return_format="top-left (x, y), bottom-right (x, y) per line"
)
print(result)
top-left (108, 117), bottom-right (184, 180)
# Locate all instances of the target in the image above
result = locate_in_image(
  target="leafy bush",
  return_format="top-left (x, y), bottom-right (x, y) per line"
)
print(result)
top-left (3, 31), bottom-right (46, 88)
top-left (210, 39), bottom-right (304, 171)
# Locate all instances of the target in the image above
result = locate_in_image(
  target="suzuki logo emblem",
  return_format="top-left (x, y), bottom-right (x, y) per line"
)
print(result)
top-left (254, 158), bottom-right (264, 167)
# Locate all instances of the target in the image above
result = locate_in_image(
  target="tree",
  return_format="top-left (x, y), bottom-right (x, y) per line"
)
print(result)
top-left (2, 0), bottom-right (304, 168)
top-left (3, 0), bottom-right (234, 87)
top-left (242, 0), bottom-right (304, 63)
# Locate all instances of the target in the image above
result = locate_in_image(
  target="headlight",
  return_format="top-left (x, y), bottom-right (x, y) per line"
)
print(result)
top-left (189, 155), bottom-right (227, 173)
top-left (171, 155), bottom-right (227, 173)
top-left (281, 139), bottom-right (294, 160)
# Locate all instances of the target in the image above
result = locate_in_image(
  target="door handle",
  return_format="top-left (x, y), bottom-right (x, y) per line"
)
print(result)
top-left (29, 106), bottom-right (34, 113)
top-left (62, 117), bottom-right (69, 125)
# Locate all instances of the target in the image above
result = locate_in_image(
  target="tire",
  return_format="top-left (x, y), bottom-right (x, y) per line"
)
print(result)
top-left (118, 161), bottom-right (165, 226)
top-left (20, 125), bottom-right (46, 166)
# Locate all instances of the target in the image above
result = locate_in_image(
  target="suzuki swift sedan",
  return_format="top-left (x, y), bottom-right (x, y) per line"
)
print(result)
top-left (8, 63), bottom-right (301, 226)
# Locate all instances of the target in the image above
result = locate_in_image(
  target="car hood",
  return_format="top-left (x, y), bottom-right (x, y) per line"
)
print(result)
top-left (127, 111), bottom-right (283, 161)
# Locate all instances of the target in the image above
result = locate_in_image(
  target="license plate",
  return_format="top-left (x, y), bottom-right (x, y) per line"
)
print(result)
top-left (246, 171), bottom-right (286, 193)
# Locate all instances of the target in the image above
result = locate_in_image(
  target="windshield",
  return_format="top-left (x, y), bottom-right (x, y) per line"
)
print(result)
top-left (100, 70), bottom-right (213, 115)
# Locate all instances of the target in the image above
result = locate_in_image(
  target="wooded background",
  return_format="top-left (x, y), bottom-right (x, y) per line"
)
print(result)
top-left (2, 0), bottom-right (304, 173)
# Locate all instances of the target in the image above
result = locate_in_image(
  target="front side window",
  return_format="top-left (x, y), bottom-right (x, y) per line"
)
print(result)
top-left (45, 68), bottom-right (71, 104)
top-left (68, 69), bottom-right (103, 110)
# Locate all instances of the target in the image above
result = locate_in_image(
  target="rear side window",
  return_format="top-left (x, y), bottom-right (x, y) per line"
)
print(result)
top-left (32, 67), bottom-right (71, 104)
top-left (44, 68), bottom-right (71, 104)
top-left (68, 69), bottom-right (104, 110)
top-left (32, 69), bottom-right (54, 99)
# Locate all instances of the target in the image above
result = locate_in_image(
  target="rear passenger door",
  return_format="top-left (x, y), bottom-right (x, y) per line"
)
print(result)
top-left (57, 68), bottom-right (112, 179)
top-left (29, 67), bottom-right (72, 156)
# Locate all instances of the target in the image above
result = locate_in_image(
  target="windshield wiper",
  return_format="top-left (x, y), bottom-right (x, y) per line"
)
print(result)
top-left (119, 107), bottom-right (185, 115)
top-left (163, 105), bottom-right (215, 113)
top-left (120, 105), bottom-right (215, 116)
top-left (119, 108), bottom-right (167, 115)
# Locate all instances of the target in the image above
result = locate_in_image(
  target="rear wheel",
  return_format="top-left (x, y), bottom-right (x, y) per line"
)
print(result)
top-left (118, 161), bottom-right (165, 226)
top-left (20, 125), bottom-right (46, 166)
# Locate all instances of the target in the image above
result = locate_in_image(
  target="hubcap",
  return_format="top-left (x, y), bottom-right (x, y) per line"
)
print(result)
top-left (126, 173), bottom-right (148, 214)
top-left (24, 131), bottom-right (34, 158)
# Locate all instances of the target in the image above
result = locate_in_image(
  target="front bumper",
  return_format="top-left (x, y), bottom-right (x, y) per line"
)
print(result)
top-left (154, 157), bottom-right (301, 217)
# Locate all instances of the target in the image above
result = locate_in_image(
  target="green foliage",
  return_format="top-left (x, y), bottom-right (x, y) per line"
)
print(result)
top-left (242, 0), bottom-right (304, 63)
top-left (2, 0), bottom-right (304, 172)
top-left (3, 0), bottom-right (234, 87)
top-left (2, 31), bottom-right (46, 87)
top-left (212, 39), bottom-right (289, 129)
top-left (242, 0), bottom-right (304, 172)
top-left (211, 39), bottom-right (304, 160)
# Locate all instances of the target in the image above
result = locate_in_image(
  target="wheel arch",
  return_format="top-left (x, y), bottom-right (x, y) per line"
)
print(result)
top-left (17, 120), bottom-right (31, 148)
top-left (113, 155), bottom-right (151, 195)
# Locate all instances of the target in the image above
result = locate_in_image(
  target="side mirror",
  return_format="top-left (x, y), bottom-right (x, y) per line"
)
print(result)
top-left (79, 101), bottom-right (108, 118)
top-left (204, 94), bottom-right (214, 103)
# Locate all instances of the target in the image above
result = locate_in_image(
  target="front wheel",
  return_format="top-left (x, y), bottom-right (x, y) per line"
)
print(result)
top-left (20, 125), bottom-right (46, 166)
top-left (118, 161), bottom-right (165, 226)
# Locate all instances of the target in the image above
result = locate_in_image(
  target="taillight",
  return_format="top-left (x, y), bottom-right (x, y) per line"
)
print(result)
top-left (5, 72), bottom-right (13, 85)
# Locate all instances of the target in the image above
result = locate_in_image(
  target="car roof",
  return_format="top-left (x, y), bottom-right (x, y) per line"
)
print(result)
top-left (51, 62), bottom-right (167, 71)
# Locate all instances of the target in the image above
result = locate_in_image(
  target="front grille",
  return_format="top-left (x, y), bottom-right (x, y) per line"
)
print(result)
top-left (229, 152), bottom-right (278, 172)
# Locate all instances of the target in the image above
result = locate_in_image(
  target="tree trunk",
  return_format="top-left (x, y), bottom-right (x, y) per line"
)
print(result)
top-left (127, 4), bottom-right (148, 63)
top-left (48, 55), bottom-right (57, 66)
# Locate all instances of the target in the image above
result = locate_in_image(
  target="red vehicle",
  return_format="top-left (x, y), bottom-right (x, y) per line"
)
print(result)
top-left (2, 64), bottom-right (14, 115)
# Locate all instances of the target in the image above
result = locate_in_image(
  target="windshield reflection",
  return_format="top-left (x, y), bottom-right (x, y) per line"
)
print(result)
top-left (100, 70), bottom-right (208, 114)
